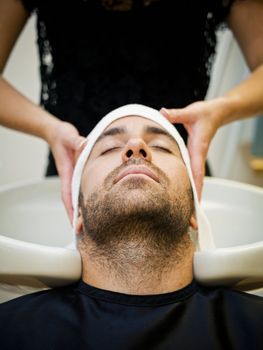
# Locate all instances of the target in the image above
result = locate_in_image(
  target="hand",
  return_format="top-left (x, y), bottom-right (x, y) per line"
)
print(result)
top-left (160, 98), bottom-right (224, 199)
top-left (48, 121), bottom-right (86, 223)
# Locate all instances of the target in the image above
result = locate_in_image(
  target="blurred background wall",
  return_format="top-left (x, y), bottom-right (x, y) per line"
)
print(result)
top-left (0, 14), bottom-right (262, 187)
top-left (0, 14), bottom-right (46, 186)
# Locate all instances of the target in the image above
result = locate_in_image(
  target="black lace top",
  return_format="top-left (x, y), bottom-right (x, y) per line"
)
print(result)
top-left (21, 0), bottom-right (233, 172)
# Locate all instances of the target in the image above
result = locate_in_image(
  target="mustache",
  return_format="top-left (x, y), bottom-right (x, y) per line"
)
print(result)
top-left (103, 158), bottom-right (169, 189)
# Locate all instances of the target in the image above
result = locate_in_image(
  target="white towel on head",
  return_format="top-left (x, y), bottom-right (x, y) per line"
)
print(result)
top-left (71, 104), bottom-right (214, 251)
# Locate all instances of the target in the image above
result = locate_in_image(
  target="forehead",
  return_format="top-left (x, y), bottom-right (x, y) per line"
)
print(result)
top-left (105, 115), bottom-right (169, 134)
top-left (108, 115), bottom-right (158, 129)
top-left (95, 115), bottom-right (180, 147)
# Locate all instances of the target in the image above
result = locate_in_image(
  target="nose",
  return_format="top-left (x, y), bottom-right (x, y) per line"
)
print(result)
top-left (122, 138), bottom-right (152, 162)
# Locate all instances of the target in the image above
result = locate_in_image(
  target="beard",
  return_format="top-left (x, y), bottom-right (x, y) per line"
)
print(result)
top-left (79, 158), bottom-right (194, 269)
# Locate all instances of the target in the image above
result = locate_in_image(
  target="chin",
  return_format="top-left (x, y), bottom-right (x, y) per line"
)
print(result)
top-left (114, 190), bottom-right (162, 216)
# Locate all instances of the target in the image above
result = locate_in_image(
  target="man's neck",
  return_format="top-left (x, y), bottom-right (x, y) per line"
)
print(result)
top-left (79, 236), bottom-right (194, 295)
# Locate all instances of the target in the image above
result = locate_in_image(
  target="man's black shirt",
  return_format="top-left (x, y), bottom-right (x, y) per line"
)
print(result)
top-left (0, 280), bottom-right (262, 349)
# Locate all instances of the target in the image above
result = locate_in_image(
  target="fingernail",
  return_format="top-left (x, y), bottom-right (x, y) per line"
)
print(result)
top-left (78, 139), bottom-right (87, 149)
top-left (160, 107), bottom-right (169, 116)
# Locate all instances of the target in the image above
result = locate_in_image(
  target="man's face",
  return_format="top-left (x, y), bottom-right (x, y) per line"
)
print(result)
top-left (77, 116), bottom-right (196, 250)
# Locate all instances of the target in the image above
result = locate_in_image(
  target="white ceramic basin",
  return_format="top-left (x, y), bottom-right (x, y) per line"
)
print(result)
top-left (195, 178), bottom-right (263, 290)
top-left (0, 176), bottom-right (262, 302)
top-left (0, 177), bottom-right (81, 302)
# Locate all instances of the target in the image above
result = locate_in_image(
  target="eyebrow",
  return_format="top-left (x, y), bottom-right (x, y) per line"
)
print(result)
top-left (145, 126), bottom-right (179, 146)
top-left (94, 125), bottom-right (179, 148)
top-left (95, 126), bottom-right (126, 144)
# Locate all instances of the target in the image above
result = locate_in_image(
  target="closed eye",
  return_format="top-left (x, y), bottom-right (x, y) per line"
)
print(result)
top-left (100, 147), bottom-right (121, 155)
top-left (152, 146), bottom-right (172, 153)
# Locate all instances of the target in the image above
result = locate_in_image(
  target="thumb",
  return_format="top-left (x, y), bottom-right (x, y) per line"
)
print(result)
top-left (73, 137), bottom-right (87, 163)
top-left (71, 136), bottom-right (87, 152)
top-left (187, 139), bottom-right (206, 201)
top-left (61, 169), bottom-right (74, 224)
top-left (190, 154), bottom-right (205, 201)
top-left (160, 107), bottom-right (190, 124)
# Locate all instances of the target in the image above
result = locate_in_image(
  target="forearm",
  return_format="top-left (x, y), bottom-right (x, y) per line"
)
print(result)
top-left (0, 76), bottom-right (62, 143)
top-left (216, 64), bottom-right (263, 127)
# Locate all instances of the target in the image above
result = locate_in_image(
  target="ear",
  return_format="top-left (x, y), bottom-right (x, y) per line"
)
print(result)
top-left (190, 214), bottom-right (198, 230)
top-left (75, 207), bottom-right (83, 235)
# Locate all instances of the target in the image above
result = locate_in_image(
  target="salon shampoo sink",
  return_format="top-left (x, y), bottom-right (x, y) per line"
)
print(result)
top-left (0, 178), bottom-right (81, 302)
top-left (195, 178), bottom-right (263, 291)
top-left (0, 176), bottom-right (262, 302)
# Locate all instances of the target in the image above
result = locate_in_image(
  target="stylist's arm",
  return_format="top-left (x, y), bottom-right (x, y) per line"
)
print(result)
top-left (0, 0), bottom-right (86, 222)
top-left (161, 0), bottom-right (263, 199)
top-left (0, 81), bottom-right (86, 221)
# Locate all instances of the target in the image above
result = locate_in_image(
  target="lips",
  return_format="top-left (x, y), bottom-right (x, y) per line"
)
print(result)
top-left (114, 165), bottom-right (160, 184)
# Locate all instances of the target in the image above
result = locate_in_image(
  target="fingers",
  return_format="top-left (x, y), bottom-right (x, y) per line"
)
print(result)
top-left (160, 107), bottom-right (189, 124)
top-left (59, 140), bottom-right (86, 224)
top-left (191, 157), bottom-right (205, 201)
top-left (53, 145), bottom-right (75, 224)
top-left (187, 137), bottom-right (207, 201)
top-left (62, 181), bottom-right (74, 224)
top-left (59, 137), bottom-right (87, 223)
top-left (73, 137), bottom-right (87, 163)
top-left (59, 159), bottom-right (74, 224)
top-left (73, 136), bottom-right (87, 151)
top-left (49, 122), bottom-right (88, 223)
